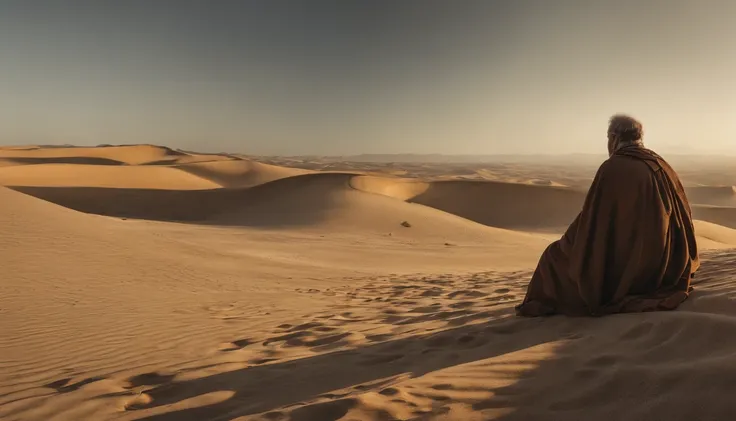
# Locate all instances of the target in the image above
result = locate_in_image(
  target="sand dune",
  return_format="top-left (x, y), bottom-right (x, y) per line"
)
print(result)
top-left (144, 154), bottom-right (236, 166)
top-left (3, 145), bottom-right (736, 421)
top-left (685, 185), bottom-right (736, 206)
top-left (0, 156), bottom-right (127, 166)
top-left (0, 148), bottom-right (310, 190)
top-left (353, 175), bottom-right (736, 246)
top-left (352, 176), bottom-right (586, 230)
top-left (212, 174), bottom-right (553, 244)
top-left (0, 145), bottom-right (188, 165)
top-left (0, 164), bottom-right (221, 189)
top-left (406, 180), bottom-right (585, 231)
top-left (692, 205), bottom-right (736, 229)
top-left (349, 175), bottom-right (430, 200)
top-left (8, 173), bottom-right (550, 247)
top-left (10, 168), bottom-right (736, 249)
top-left (692, 220), bottom-right (736, 249)
top-left (174, 158), bottom-right (313, 188)
top-left (7, 185), bottom-right (239, 221)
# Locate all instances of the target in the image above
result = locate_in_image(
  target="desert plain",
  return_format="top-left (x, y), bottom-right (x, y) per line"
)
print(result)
top-left (2, 144), bottom-right (736, 421)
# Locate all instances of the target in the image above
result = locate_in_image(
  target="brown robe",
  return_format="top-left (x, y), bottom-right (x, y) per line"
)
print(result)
top-left (516, 146), bottom-right (699, 317)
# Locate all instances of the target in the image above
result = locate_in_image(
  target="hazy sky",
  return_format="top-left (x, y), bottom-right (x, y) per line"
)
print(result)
top-left (1, 0), bottom-right (735, 155)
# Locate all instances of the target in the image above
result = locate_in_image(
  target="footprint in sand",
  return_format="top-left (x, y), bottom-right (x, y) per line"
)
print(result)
top-left (305, 332), bottom-right (354, 348)
top-left (219, 337), bottom-right (253, 352)
top-left (379, 387), bottom-right (399, 396)
top-left (263, 330), bottom-right (311, 347)
top-left (314, 326), bottom-right (339, 332)
top-left (44, 376), bottom-right (106, 393)
top-left (398, 300), bottom-right (419, 306)
top-left (288, 321), bottom-right (325, 331)
top-left (449, 301), bottom-right (476, 309)
top-left (260, 411), bottom-right (286, 420)
top-left (486, 294), bottom-right (516, 302)
top-left (420, 288), bottom-right (445, 297)
top-left (125, 371), bottom-right (176, 388)
top-left (448, 290), bottom-right (488, 299)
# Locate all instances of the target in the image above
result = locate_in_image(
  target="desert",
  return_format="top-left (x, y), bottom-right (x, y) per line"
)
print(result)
top-left (2, 144), bottom-right (736, 420)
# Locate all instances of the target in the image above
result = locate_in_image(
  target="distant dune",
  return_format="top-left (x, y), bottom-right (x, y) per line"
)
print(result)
top-left (351, 176), bottom-right (585, 230)
top-left (692, 205), bottom-right (736, 229)
top-left (270, 153), bottom-right (609, 164)
top-left (409, 180), bottom-right (585, 230)
top-left (0, 144), bottom-right (187, 165)
top-left (212, 173), bottom-right (551, 244)
top-left (173, 158), bottom-right (313, 188)
top-left (685, 185), bottom-right (736, 206)
top-left (0, 164), bottom-right (221, 189)
top-left (6, 172), bottom-right (549, 246)
top-left (3, 145), bottom-right (734, 248)
top-left (692, 220), bottom-right (736, 248)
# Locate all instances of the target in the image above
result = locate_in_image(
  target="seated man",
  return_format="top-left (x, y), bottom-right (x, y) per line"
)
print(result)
top-left (516, 114), bottom-right (699, 317)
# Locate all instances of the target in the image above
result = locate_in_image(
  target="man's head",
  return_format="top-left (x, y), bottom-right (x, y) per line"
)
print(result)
top-left (607, 114), bottom-right (643, 156)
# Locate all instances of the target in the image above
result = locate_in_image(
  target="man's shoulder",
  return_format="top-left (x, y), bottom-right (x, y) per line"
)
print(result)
top-left (599, 154), bottom-right (653, 174)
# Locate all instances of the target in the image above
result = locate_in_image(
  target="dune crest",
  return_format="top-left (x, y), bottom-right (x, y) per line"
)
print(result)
top-left (0, 144), bottom-right (187, 165)
top-left (174, 158), bottom-right (313, 188)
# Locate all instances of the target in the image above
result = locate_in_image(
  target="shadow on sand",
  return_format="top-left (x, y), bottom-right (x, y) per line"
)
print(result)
top-left (127, 310), bottom-right (568, 421)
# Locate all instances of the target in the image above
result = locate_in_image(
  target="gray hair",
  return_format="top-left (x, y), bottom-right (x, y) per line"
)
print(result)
top-left (608, 114), bottom-right (643, 143)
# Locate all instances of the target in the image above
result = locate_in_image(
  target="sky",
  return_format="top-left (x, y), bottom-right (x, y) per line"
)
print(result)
top-left (1, 0), bottom-right (735, 155)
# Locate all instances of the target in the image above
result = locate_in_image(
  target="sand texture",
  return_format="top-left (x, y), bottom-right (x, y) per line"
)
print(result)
top-left (2, 145), bottom-right (736, 421)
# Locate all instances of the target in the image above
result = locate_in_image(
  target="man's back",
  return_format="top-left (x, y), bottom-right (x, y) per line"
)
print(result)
top-left (516, 145), bottom-right (699, 317)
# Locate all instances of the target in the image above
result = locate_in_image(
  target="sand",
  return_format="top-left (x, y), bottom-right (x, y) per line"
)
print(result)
top-left (1, 144), bottom-right (736, 421)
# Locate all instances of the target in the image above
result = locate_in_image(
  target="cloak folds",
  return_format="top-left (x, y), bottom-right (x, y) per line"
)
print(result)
top-left (516, 146), bottom-right (699, 317)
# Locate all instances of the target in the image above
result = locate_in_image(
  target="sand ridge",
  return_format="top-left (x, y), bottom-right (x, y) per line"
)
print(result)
top-left (172, 159), bottom-right (313, 188)
top-left (2, 144), bottom-right (736, 421)
top-left (0, 145), bottom-right (189, 166)
top-left (0, 164), bottom-right (222, 190)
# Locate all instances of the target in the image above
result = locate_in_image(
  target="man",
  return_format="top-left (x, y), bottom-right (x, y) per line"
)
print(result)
top-left (516, 114), bottom-right (699, 317)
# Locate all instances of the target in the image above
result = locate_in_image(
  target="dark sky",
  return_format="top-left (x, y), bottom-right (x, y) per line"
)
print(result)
top-left (1, 0), bottom-right (735, 154)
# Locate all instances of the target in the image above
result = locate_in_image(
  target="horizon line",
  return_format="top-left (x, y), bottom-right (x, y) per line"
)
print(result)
top-left (2, 143), bottom-right (736, 159)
